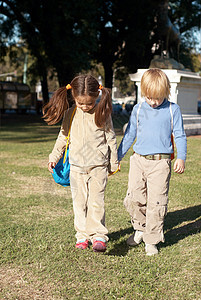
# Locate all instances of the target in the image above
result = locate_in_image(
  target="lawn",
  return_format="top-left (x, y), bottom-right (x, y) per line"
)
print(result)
top-left (0, 112), bottom-right (200, 299)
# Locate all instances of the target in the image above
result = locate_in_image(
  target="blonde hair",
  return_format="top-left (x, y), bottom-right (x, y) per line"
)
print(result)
top-left (141, 68), bottom-right (171, 99)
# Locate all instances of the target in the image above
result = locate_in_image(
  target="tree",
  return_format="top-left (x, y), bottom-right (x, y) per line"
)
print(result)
top-left (1, 0), bottom-right (200, 97)
top-left (0, 42), bottom-right (33, 85)
top-left (93, 0), bottom-right (166, 88)
top-left (94, 0), bottom-right (201, 89)
top-left (0, 0), bottom-right (98, 101)
top-left (168, 0), bottom-right (201, 72)
top-left (152, 0), bottom-right (201, 62)
top-left (1, 0), bottom-right (49, 101)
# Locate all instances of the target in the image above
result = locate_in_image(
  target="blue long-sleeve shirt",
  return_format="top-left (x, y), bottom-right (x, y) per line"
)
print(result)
top-left (118, 99), bottom-right (187, 161)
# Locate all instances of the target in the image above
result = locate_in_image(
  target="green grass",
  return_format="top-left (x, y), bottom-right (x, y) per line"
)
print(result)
top-left (0, 113), bottom-right (200, 299)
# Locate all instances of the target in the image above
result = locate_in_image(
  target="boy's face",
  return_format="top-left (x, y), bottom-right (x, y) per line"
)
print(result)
top-left (145, 97), bottom-right (164, 108)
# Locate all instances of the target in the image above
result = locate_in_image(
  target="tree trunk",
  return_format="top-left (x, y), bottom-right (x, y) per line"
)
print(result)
top-left (41, 72), bottom-right (49, 104)
top-left (103, 62), bottom-right (113, 90)
top-left (57, 64), bottom-right (74, 87)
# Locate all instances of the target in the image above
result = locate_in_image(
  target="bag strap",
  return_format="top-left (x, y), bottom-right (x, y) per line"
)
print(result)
top-left (63, 106), bottom-right (77, 163)
top-left (136, 101), bottom-right (142, 130)
top-left (169, 102), bottom-right (173, 133)
top-left (169, 101), bottom-right (175, 160)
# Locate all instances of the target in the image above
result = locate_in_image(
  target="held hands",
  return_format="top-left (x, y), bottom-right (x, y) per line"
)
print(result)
top-left (48, 162), bottom-right (56, 173)
top-left (173, 159), bottom-right (185, 174)
top-left (108, 163), bottom-right (121, 176)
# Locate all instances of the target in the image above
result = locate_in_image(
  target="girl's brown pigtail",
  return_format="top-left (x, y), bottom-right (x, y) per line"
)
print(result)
top-left (95, 87), bottom-right (112, 128)
top-left (42, 87), bottom-right (70, 125)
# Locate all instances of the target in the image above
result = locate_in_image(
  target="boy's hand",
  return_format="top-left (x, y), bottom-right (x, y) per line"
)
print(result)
top-left (173, 159), bottom-right (185, 174)
top-left (48, 162), bottom-right (56, 173)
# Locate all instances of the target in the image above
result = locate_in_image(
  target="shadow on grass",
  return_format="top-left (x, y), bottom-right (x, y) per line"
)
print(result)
top-left (0, 112), bottom-right (125, 140)
top-left (0, 113), bottom-right (60, 143)
top-left (107, 205), bottom-right (201, 256)
top-left (162, 204), bottom-right (201, 247)
top-left (106, 225), bottom-right (133, 256)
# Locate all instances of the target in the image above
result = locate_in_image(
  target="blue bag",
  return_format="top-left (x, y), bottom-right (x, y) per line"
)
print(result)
top-left (51, 107), bottom-right (76, 187)
top-left (52, 148), bottom-right (70, 187)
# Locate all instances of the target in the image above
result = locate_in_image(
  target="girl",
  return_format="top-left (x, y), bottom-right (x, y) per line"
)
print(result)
top-left (43, 74), bottom-right (119, 252)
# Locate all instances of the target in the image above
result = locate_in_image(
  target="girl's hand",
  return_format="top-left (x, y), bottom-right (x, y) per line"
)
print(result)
top-left (173, 159), bottom-right (185, 174)
top-left (48, 162), bottom-right (56, 173)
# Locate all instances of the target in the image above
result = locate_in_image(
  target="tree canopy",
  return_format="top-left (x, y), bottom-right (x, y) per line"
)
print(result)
top-left (0, 0), bottom-right (99, 100)
top-left (0, 0), bottom-right (200, 98)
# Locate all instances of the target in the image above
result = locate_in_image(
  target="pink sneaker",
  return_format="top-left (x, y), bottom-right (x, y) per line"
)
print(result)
top-left (93, 239), bottom-right (106, 252)
top-left (75, 240), bottom-right (89, 250)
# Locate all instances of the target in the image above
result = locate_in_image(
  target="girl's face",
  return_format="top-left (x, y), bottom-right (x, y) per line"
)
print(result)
top-left (75, 96), bottom-right (96, 112)
top-left (145, 96), bottom-right (164, 108)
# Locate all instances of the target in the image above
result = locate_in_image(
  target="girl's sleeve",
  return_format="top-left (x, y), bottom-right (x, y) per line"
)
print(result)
top-left (117, 106), bottom-right (137, 161)
top-left (49, 109), bottom-right (72, 164)
top-left (105, 116), bottom-right (119, 173)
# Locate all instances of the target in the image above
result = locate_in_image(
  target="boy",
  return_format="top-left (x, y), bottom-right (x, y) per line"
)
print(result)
top-left (118, 68), bottom-right (187, 255)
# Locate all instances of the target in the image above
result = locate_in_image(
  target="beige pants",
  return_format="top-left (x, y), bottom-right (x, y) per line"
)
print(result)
top-left (124, 153), bottom-right (171, 245)
top-left (70, 166), bottom-right (108, 243)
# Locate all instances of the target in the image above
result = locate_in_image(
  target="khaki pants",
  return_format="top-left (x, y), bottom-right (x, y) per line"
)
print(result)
top-left (70, 166), bottom-right (108, 243)
top-left (124, 153), bottom-right (171, 245)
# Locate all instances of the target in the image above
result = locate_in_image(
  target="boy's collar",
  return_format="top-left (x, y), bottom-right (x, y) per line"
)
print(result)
top-left (144, 98), bottom-right (167, 109)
